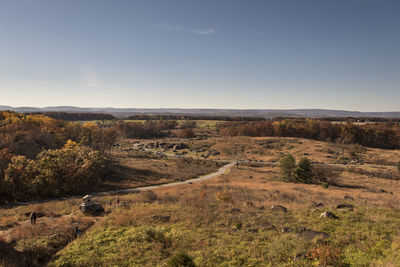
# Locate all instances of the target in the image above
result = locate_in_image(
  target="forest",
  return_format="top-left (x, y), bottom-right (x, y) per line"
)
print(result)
top-left (115, 120), bottom-right (178, 139)
top-left (218, 119), bottom-right (400, 149)
top-left (125, 114), bottom-right (266, 121)
top-left (26, 112), bottom-right (116, 121)
top-left (0, 112), bottom-right (117, 203)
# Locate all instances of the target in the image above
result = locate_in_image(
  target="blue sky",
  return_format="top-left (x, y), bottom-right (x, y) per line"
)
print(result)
top-left (0, 0), bottom-right (399, 111)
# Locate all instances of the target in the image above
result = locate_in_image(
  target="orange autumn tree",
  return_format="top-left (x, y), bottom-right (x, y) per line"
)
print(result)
top-left (2, 141), bottom-right (107, 201)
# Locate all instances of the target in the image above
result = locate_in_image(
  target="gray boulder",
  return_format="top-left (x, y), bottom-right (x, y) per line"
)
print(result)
top-left (336, 203), bottom-right (353, 209)
top-left (79, 203), bottom-right (104, 216)
top-left (300, 229), bottom-right (330, 240)
top-left (174, 143), bottom-right (188, 150)
top-left (320, 211), bottom-right (338, 219)
top-left (229, 208), bottom-right (241, 213)
top-left (309, 202), bottom-right (324, 208)
top-left (311, 208), bottom-right (320, 213)
top-left (271, 205), bottom-right (288, 212)
top-left (281, 227), bottom-right (293, 233)
top-left (344, 195), bottom-right (354, 200)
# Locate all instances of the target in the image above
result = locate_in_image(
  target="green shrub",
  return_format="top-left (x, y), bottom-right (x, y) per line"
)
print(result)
top-left (141, 190), bottom-right (158, 202)
top-left (166, 252), bottom-right (196, 267)
top-left (306, 244), bottom-right (344, 266)
top-left (215, 189), bottom-right (233, 203)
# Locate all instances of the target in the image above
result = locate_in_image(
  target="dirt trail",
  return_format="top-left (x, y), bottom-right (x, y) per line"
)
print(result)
top-left (0, 161), bottom-right (235, 209)
top-left (97, 161), bottom-right (235, 195)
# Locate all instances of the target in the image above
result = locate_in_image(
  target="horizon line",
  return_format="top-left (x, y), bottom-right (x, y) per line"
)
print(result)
top-left (1, 105), bottom-right (400, 113)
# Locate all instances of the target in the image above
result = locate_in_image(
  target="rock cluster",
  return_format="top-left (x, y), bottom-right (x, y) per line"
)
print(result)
top-left (320, 211), bottom-right (338, 219)
top-left (270, 205), bottom-right (288, 212)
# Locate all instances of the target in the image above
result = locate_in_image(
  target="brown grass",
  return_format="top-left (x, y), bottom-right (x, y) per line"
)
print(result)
top-left (0, 215), bottom-right (94, 243)
top-left (2, 136), bottom-right (400, 266)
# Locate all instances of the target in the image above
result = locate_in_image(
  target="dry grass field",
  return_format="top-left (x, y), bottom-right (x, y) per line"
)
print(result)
top-left (1, 136), bottom-right (400, 266)
top-left (101, 150), bottom-right (223, 191)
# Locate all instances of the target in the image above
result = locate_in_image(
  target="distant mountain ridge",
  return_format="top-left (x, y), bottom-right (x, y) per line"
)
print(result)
top-left (1, 105), bottom-right (400, 118)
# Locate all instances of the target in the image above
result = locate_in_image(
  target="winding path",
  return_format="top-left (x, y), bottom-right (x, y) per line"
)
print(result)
top-left (96, 161), bottom-right (235, 196)
top-left (0, 161), bottom-right (235, 208)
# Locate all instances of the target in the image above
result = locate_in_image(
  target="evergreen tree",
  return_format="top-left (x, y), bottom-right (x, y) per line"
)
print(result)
top-left (280, 153), bottom-right (296, 181)
top-left (295, 157), bottom-right (312, 183)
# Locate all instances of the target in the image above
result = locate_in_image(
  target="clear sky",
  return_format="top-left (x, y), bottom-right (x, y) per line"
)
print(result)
top-left (1, 0), bottom-right (399, 111)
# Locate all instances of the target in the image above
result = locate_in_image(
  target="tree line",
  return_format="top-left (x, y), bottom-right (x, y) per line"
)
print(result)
top-left (273, 117), bottom-right (400, 123)
top-left (115, 120), bottom-right (178, 139)
top-left (218, 119), bottom-right (400, 149)
top-left (26, 112), bottom-right (116, 121)
top-left (126, 114), bottom-right (266, 121)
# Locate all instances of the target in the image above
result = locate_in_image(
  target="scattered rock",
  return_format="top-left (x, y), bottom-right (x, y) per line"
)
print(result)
top-left (259, 222), bottom-right (275, 230)
top-left (300, 229), bottom-right (330, 240)
top-left (270, 205), bottom-right (287, 212)
top-left (379, 189), bottom-right (394, 195)
top-left (207, 150), bottom-right (220, 156)
top-left (281, 227), bottom-right (293, 233)
top-left (79, 195), bottom-right (105, 216)
top-left (174, 143), bottom-right (188, 150)
top-left (151, 215), bottom-right (171, 222)
top-left (336, 203), bottom-right (354, 209)
top-left (244, 202), bottom-right (254, 207)
top-left (320, 211), bottom-right (338, 219)
top-left (146, 142), bottom-right (155, 148)
top-left (310, 202), bottom-right (324, 208)
top-left (79, 203), bottom-right (104, 216)
top-left (296, 226), bottom-right (306, 232)
top-left (312, 208), bottom-right (320, 213)
top-left (296, 226), bottom-right (307, 232)
top-left (229, 208), bottom-right (241, 213)
top-left (344, 195), bottom-right (354, 200)
top-left (296, 253), bottom-right (306, 259)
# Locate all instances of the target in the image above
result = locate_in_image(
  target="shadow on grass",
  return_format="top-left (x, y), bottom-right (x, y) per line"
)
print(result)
top-left (331, 183), bottom-right (369, 189)
top-left (101, 163), bottom-right (172, 191)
